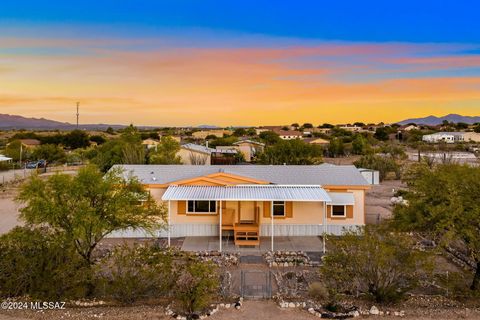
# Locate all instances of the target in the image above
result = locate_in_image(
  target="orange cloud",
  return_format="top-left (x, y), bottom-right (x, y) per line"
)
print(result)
top-left (1, 37), bottom-right (479, 126)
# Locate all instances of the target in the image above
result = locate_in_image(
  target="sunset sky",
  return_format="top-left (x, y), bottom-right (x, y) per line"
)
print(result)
top-left (1, 1), bottom-right (480, 126)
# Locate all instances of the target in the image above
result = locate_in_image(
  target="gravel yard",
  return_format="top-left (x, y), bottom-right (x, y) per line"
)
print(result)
top-left (365, 179), bottom-right (406, 224)
top-left (1, 299), bottom-right (480, 320)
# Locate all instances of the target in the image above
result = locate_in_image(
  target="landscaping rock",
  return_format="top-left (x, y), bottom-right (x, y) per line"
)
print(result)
top-left (370, 306), bottom-right (380, 315)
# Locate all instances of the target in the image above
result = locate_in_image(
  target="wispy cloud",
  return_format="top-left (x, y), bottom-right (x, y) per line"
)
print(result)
top-left (1, 34), bottom-right (480, 125)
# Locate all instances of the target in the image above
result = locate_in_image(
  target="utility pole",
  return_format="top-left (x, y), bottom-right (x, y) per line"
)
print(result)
top-left (76, 102), bottom-right (80, 129)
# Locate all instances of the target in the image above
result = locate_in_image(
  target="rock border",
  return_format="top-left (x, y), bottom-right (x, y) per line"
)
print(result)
top-left (264, 251), bottom-right (320, 267)
top-left (165, 298), bottom-right (243, 320)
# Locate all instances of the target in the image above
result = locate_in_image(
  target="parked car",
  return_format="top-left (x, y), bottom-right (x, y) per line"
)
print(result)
top-left (26, 160), bottom-right (47, 169)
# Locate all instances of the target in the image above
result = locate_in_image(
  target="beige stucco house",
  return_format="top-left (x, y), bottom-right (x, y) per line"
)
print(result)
top-left (111, 164), bottom-right (370, 251)
top-left (192, 129), bottom-right (230, 140)
top-left (142, 138), bottom-right (160, 150)
top-left (177, 143), bottom-right (238, 165)
top-left (177, 144), bottom-right (212, 165)
top-left (216, 140), bottom-right (265, 162)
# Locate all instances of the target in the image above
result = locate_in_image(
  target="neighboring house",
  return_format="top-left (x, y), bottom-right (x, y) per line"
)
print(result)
top-left (312, 128), bottom-right (332, 134)
top-left (272, 129), bottom-right (303, 140)
top-left (422, 132), bottom-right (480, 143)
top-left (304, 137), bottom-right (329, 145)
top-left (255, 128), bottom-right (270, 135)
top-left (0, 155), bottom-right (12, 163)
top-left (216, 140), bottom-right (265, 162)
top-left (233, 139), bottom-right (265, 162)
top-left (400, 124), bottom-right (418, 131)
top-left (110, 164), bottom-right (370, 251)
top-left (8, 139), bottom-right (41, 149)
top-left (177, 143), bottom-right (237, 165)
top-left (192, 129), bottom-right (230, 140)
top-left (142, 138), bottom-right (160, 150)
top-left (338, 125), bottom-right (362, 132)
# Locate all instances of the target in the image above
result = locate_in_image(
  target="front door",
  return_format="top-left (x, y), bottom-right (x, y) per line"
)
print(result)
top-left (239, 201), bottom-right (256, 223)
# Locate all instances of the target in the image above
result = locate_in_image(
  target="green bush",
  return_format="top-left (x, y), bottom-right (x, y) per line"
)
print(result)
top-left (174, 259), bottom-right (219, 315)
top-left (0, 227), bottom-right (92, 299)
top-left (0, 161), bottom-right (11, 171)
top-left (97, 245), bottom-right (175, 304)
top-left (321, 226), bottom-right (432, 303)
top-left (308, 281), bottom-right (330, 302)
top-left (354, 154), bottom-right (400, 180)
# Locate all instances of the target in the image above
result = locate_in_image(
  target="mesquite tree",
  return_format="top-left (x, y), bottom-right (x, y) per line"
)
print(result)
top-left (393, 163), bottom-right (480, 291)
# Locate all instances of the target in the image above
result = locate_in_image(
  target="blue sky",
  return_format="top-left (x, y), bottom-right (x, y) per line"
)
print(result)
top-left (1, 0), bottom-right (480, 43)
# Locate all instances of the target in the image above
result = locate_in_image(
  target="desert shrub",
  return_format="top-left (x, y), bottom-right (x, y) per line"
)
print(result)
top-left (174, 259), bottom-right (219, 315)
top-left (31, 144), bottom-right (66, 163)
top-left (0, 161), bottom-right (11, 171)
top-left (97, 245), bottom-right (175, 304)
top-left (308, 281), bottom-right (330, 302)
top-left (354, 154), bottom-right (401, 180)
top-left (321, 226), bottom-right (431, 303)
top-left (393, 163), bottom-right (480, 292)
top-left (0, 227), bottom-right (92, 299)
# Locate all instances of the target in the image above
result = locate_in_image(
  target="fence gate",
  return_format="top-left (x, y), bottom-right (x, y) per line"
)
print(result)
top-left (240, 270), bottom-right (272, 299)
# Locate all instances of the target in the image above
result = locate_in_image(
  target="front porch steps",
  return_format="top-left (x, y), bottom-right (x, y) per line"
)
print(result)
top-left (234, 224), bottom-right (260, 247)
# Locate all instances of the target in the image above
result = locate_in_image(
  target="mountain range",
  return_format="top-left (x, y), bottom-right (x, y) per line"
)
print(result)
top-left (2, 113), bottom-right (480, 130)
top-left (396, 114), bottom-right (480, 126)
top-left (0, 114), bottom-right (211, 130)
top-left (0, 114), bottom-right (129, 130)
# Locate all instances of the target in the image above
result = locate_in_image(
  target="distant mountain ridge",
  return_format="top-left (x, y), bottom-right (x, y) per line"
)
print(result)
top-left (396, 114), bottom-right (480, 125)
top-left (0, 114), bottom-right (130, 130)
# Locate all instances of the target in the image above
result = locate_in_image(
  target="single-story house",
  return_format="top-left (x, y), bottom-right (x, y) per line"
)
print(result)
top-left (421, 132), bottom-right (477, 143)
top-left (400, 124), bottom-right (418, 131)
top-left (338, 125), bottom-right (362, 132)
top-left (216, 140), bottom-right (265, 162)
top-left (110, 164), bottom-right (370, 251)
top-left (142, 138), bottom-right (161, 150)
top-left (272, 129), bottom-right (303, 140)
top-left (7, 139), bottom-right (41, 149)
top-left (0, 155), bottom-right (12, 163)
top-left (192, 129), bottom-right (230, 140)
top-left (177, 143), bottom-right (238, 165)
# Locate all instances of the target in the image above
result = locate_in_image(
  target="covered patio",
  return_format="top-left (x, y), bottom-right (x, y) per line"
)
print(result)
top-left (162, 184), bottom-right (332, 252)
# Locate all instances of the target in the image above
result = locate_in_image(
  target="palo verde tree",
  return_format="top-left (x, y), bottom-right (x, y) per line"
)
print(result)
top-left (393, 163), bottom-right (480, 291)
top-left (17, 165), bottom-right (167, 265)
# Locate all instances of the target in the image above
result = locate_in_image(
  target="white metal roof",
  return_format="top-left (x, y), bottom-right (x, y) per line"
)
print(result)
top-left (327, 192), bottom-right (355, 205)
top-left (0, 155), bottom-right (12, 162)
top-left (162, 185), bottom-right (332, 202)
top-left (114, 164), bottom-right (370, 186)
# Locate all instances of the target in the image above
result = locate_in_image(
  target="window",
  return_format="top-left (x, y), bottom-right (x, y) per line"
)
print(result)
top-left (272, 201), bottom-right (286, 217)
top-left (331, 205), bottom-right (346, 217)
top-left (187, 200), bottom-right (217, 213)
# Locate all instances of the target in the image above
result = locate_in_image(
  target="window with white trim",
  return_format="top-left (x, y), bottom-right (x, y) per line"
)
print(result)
top-left (187, 200), bottom-right (217, 213)
top-left (272, 201), bottom-right (286, 217)
top-left (331, 205), bottom-right (346, 217)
